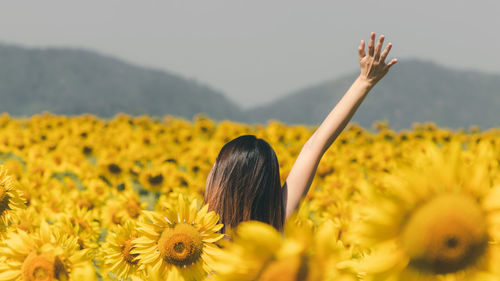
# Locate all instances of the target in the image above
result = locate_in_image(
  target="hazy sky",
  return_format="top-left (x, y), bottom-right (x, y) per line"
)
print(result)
top-left (0, 0), bottom-right (498, 108)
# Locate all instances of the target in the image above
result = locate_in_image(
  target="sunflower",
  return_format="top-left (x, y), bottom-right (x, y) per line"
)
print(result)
top-left (132, 194), bottom-right (224, 281)
top-left (1, 158), bottom-right (24, 181)
top-left (101, 199), bottom-right (125, 228)
top-left (348, 142), bottom-right (500, 280)
top-left (193, 114), bottom-right (215, 137)
top-left (100, 220), bottom-right (145, 280)
top-left (101, 190), bottom-right (146, 229)
top-left (155, 190), bottom-right (201, 215)
top-left (81, 178), bottom-right (111, 203)
top-left (210, 221), bottom-right (300, 281)
top-left (8, 206), bottom-right (40, 234)
top-left (55, 206), bottom-right (101, 256)
top-left (0, 165), bottom-right (25, 234)
top-left (96, 153), bottom-right (130, 188)
top-left (209, 219), bottom-right (344, 281)
top-left (0, 221), bottom-right (91, 281)
top-left (33, 179), bottom-right (68, 221)
top-left (312, 220), bottom-right (358, 281)
top-left (138, 164), bottom-right (170, 193)
top-left (68, 261), bottom-right (98, 281)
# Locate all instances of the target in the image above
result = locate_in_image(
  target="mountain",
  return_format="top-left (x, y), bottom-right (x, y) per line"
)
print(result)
top-left (1, 42), bottom-right (499, 130)
top-left (245, 60), bottom-right (500, 130)
top-left (0, 43), bottom-right (242, 120)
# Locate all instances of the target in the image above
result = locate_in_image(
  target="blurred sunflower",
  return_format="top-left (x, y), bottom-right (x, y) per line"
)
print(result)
top-left (193, 114), bottom-right (215, 137)
top-left (82, 178), bottom-right (111, 201)
top-left (1, 158), bottom-right (24, 181)
top-left (101, 190), bottom-right (145, 228)
top-left (210, 221), bottom-right (300, 281)
top-left (132, 194), bottom-right (224, 281)
top-left (312, 221), bottom-right (357, 281)
top-left (138, 163), bottom-right (170, 193)
top-left (0, 165), bottom-right (25, 234)
top-left (56, 206), bottom-right (101, 255)
top-left (97, 153), bottom-right (130, 188)
top-left (33, 180), bottom-right (70, 221)
top-left (349, 142), bottom-right (500, 280)
top-left (0, 221), bottom-right (91, 281)
top-left (8, 206), bottom-right (40, 234)
top-left (209, 220), bottom-right (349, 281)
top-left (155, 190), bottom-right (201, 215)
top-left (100, 220), bottom-right (144, 280)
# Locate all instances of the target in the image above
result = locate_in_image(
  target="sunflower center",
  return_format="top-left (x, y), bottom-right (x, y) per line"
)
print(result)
top-left (77, 198), bottom-right (94, 210)
top-left (82, 146), bottom-right (93, 155)
top-left (148, 174), bottom-right (164, 185)
top-left (108, 164), bottom-right (122, 175)
top-left (33, 267), bottom-right (49, 279)
top-left (126, 200), bottom-right (141, 218)
top-left (70, 217), bottom-right (89, 231)
top-left (158, 223), bottom-right (203, 267)
top-left (121, 239), bottom-right (139, 265)
top-left (401, 194), bottom-right (488, 274)
top-left (22, 252), bottom-right (67, 281)
top-left (174, 241), bottom-right (185, 253)
top-left (446, 237), bottom-right (458, 248)
top-left (0, 188), bottom-right (10, 216)
top-left (111, 211), bottom-right (122, 225)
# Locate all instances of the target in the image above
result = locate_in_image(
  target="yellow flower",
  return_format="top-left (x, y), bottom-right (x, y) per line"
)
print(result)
top-left (349, 142), bottom-right (500, 280)
top-left (96, 152), bottom-right (130, 188)
top-left (0, 165), bottom-right (25, 234)
top-left (1, 158), bottom-right (24, 181)
top-left (0, 221), bottom-right (90, 281)
top-left (313, 221), bottom-right (357, 281)
top-left (132, 194), bottom-right (223, 281)
top-left (193, 114), bottom-right (216, 137)
top-left (69, 262), bottom-right (98, 281)
top-left (101, 190), bottom-right (145, 228)
top-left (100, 220), bottom-right (144, 280)
top-left (8, 206), bottom-right (40, 234)
top-left (55, 206), bottom-right (101, 256)
top-left (33, 179), bottom-right (68, 221)
top-left (81, 178), bottom-right (111, 202)
top-left (210, 221), bottom-right (283, 281)
top-left (138, 163), bottom-right (173, 193)
top-left (210, 220), bottom-right (353, 281)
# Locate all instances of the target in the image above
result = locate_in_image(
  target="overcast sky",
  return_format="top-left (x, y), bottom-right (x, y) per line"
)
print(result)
top-left (0, 0), bottom-right (498, 108)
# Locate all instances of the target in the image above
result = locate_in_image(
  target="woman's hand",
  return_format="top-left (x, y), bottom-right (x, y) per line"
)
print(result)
top-left (358, 32), bottom-right (397, 86)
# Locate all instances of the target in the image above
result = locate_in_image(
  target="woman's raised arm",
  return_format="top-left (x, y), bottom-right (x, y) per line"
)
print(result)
top-left (284, 32), bottom-right (397, 218)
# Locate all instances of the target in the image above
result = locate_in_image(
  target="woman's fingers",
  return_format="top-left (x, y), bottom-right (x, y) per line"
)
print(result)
top-left (386, 58), bottom-right (398, 68)
top-left (373, 35), bottom-right (384, 61)
top-left (379, 43), bottom-right (392, 63)
top-left (358, 40), bottom-right (366, 60)
top-left (368, 32), bottom-right (375, 57)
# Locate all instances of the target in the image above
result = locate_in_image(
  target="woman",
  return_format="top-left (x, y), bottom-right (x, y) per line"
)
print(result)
top-left (204, 32), bottom-right (397, 233)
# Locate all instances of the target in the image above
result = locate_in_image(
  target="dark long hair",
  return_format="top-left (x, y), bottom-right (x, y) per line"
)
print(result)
top-left (204, 135), bottom-right (285, 234)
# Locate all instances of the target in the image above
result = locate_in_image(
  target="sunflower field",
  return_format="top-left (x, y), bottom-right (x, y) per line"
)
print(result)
top-left (1, 112), bottom-right (500, 281)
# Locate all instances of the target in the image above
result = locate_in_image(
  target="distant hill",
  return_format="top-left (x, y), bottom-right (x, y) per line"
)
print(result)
top-left (245, 60), bottom-right (500, 130)
top-left (0, 43), bottom-right (242, 120)
top-left (1, 43), bottom-right (499, 130)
